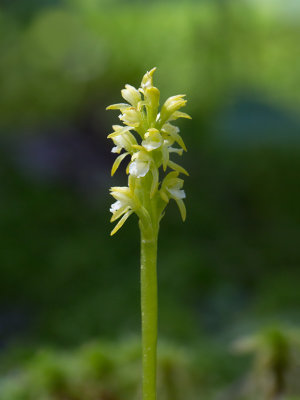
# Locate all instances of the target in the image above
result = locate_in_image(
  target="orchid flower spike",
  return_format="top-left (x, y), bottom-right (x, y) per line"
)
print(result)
top-left (106, 68), bottom-right (191, 236)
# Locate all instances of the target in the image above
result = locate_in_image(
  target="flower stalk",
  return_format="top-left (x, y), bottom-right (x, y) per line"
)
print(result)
top-left (140, 227), bottom-right (158, 400)
top-left (107, 68), bottom-right (190, 400)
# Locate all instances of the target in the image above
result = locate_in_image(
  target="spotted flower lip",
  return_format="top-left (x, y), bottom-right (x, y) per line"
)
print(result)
top-left (107, 67), bottom-right (190, 234)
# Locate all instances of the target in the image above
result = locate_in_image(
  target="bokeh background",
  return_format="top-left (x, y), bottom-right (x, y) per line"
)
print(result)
top-left (0, 0), bottom-right (300, 399)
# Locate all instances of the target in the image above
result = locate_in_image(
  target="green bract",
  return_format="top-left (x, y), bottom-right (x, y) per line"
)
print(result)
top-left (107, 68), bottom-right (190, 235)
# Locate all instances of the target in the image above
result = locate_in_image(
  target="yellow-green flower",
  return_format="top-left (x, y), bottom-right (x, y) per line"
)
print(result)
top-left (106, 68), bottom-right (190, 235)
top-left (142, 128), bottom-right (163, 151)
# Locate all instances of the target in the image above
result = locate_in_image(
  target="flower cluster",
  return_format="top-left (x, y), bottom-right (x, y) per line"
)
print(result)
top-left (107, 68), bottom-right (190, 235)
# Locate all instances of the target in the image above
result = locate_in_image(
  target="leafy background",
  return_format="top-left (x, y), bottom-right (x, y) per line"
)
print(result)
top-left (0, 0), bottom-right (299, 398)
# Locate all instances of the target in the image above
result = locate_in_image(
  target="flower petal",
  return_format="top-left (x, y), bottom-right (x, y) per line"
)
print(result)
top-left (162, 143), bottom-right (169, 171)
top-left (150, 166), bottom-right (159, 198)
top-left (119, 109), bottom-right (141, 127)
top-left (162, 123), bottom-right (187, 151)
top-left (106, 103), bottom-right (130, 111)
top-left (129, 160), bottom-right (150, 178)
top-left (167, 160), bottom-right (189, 176)
top-left (175, 198), bottom-right (186, 221)
top-left (141, 67), bottom-right (156, 90)
top-left (160, 190), bottom-right (169, 203)
top-left (107, 125), bottom-right (133, 138)
top-left (110, 210), bottom-right (133, 236)
top-left (168, 111), bottom-right (192, 121)
top-left (109, 200), bottom-right (122, 213)
top-left (111, 146), bottom-right (121, 154)
top-left (110, 187), bottom-right (133, 206)
top-left (111, 152), bottom-right (129, 176)
top-left (110, 205), bottom-right (130, 222)
top-left (121, 84), bottom-right (141, 107)
top-left (142, 141), bottom-right (161, 151)
top-left (169, 147), bottom-right (183, 155)
top-left (142, 128), bottom-right (163, 152)
top-left (167, 188), bottom-right (186, 199)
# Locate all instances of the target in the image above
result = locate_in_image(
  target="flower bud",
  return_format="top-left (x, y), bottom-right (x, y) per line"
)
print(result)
top-left (144, 86), bottom-right (160, 125)
top-left (140, 67), bottom-right (156, 91)
top-left (144, 87), bottom-right (160, 111)
top-left (159, 95), bottom-right (187, 124)
top-left (121, 84), bottom-right (141, 107)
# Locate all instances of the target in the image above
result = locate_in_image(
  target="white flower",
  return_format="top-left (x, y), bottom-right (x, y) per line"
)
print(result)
top-left (110, 200), bottom-right (122, 213)
top-left (129, 161), bottom-right (149, 178)
top-left (167, 186), bottom-right (186, 200)
top-left (160, 172), bottom-right (187, 221)
top-left (110, 132), bottom-right (137, 154)
top-left (107, 126), bottom-right (137, 169)
top-left (109, 187), bottom-right (135, 235)
top-left (111, 135), bottom-right (128, 153)
top-left (129, 152), bottom-right (152, 178)
top-left (142, 128), bottom-right (163, 151)
top-left (161, 123), bottom-right (187, 152)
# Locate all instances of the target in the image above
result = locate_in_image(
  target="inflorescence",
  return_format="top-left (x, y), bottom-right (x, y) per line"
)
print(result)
top-left (107, 68), bottom-right (190, 235)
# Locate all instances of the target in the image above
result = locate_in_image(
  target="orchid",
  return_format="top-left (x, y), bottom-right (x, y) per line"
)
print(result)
top-left (107, 68), bottom-right (190, 236)
top-left (106, 68), bottom-right (190, 400)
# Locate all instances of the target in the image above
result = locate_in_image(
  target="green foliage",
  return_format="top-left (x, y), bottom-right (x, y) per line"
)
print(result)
top-left (0, 339), bottom-right (201, 400)
top-left (1, 145), bottom-right (300, 344)
top-left (1, 330), bottom-right (299, 400)
top-left (0, 1), bottom-right (299, 130)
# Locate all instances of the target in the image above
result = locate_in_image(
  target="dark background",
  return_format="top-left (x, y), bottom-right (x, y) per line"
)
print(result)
top-left (0, 0), bottom-right (299, 399)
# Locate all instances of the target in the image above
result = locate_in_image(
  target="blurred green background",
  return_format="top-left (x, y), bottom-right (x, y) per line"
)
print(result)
top-left (0, 0), bottom-right (300, 399)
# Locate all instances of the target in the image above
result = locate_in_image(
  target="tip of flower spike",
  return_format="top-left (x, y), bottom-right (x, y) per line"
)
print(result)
top-left (141, 67), bottom-right (157, 89)
top-left (147, 67), bottom-right (157, 77)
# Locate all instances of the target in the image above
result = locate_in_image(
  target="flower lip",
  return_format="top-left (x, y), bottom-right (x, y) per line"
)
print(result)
top-left (129, 160), bottom-right (150, 178)
top-left (167, 188), bottom-right (186, 200)
top-left (110, 200), bottom-right (122, 213)
top-left (142, 128), bottom-right (163, 151)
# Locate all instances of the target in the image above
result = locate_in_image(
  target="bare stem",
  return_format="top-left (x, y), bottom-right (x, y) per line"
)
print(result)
top-left (140, 226), bottom-right (158, 400)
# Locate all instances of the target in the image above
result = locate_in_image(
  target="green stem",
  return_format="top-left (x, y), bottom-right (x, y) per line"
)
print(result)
top-left (140, 225), bottom-right (158, 400)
